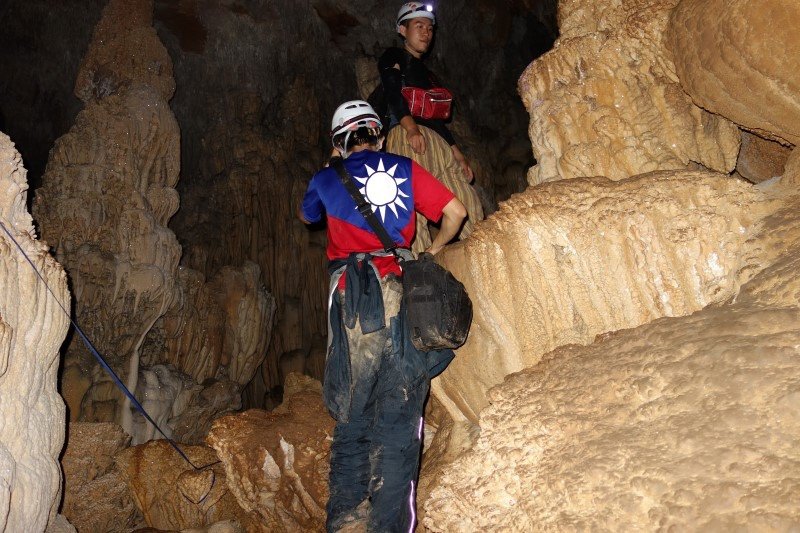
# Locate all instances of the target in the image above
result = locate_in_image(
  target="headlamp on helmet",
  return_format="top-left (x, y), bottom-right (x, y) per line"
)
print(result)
top-left (396, 2), bottom-right (435, 33)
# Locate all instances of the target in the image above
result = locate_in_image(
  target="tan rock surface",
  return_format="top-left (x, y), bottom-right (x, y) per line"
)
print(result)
top-left (206, 374), bottom-right (334, 532)
top-left (61, 422), bottom-right (141, 532)
top-left (736, 131), bottom-right (792, 184)
top-left (0, 133), bottom-right (70, 531)
top-left (435, 171), bottom-right (769, 423)
top-left (74, 0), bottom-right (175, 103)
top-left (35, 0), bottom-right (274, 442)
top-left (518, 0), bottom-right (740, 185)
top-left (426, 303), bottom-right (800, 530)
top-left (34, 0), bottom-right (182, 435)
top-left (425, 191), bottom-right (800, 530)
top-left (117, 440), bottom-right (251, 531)
top-left (668, 0), bottom-right (800, 146)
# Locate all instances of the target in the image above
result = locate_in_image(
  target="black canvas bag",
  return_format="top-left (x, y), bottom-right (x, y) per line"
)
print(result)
top-left (331, 159), bottom-right (472, 352)
top-left (401, 252), bottom-right (472, 351)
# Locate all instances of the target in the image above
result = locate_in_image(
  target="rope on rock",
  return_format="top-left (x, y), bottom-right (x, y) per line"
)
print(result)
top-left (0, 219), bottom-right (219, 471)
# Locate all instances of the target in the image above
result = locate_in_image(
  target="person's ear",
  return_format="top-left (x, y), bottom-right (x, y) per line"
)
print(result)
top-left (398, 24), bottom-right (408, 39)
top-left (377, 136), bottom-right (385, 151)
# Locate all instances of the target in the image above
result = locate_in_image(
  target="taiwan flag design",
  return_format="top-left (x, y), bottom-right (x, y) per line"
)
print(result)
top-left (301, 150), bottom-right (454, 276)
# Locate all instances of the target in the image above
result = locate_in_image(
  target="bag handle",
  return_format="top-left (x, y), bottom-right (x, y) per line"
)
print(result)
top-left (331, 158), bottom-right (397, 254)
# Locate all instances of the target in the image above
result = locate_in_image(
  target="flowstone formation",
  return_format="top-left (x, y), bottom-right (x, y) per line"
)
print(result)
top-left (425, 181), bottom-right (800, 530)
top-left (518, 0), bottom-right (740, 184)
top-left (0, 133), bottom-right (70, 531)
top-left (422, 0), bottom-right (800, 529)
top-left (668, 0), bottom-right (800, 146)
top-left (435, 171), bottom-right (768, 422)
top-left (34, 0), bottom-right (274, 443)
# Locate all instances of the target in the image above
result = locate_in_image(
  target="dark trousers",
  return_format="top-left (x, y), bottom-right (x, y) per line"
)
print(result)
top-left (326, 280), bottom-right (430, 533)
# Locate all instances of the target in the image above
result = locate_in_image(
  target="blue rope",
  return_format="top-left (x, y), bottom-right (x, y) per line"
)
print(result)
top-left (0, 220), bottom-right (219, 471)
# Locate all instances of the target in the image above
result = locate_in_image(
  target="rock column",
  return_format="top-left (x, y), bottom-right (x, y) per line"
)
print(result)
top-left (0, 133), bottom-right (70, 531)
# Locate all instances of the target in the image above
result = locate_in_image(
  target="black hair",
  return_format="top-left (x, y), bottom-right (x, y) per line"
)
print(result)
top-left (334, 126), bottom-right (382, 151)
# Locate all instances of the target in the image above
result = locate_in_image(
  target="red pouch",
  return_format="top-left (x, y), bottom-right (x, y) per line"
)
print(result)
top-left (401, 86), bottom-right (453, 120)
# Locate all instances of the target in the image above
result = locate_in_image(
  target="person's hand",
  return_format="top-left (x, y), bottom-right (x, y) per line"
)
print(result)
top-left (400, 116), bottom-right (426, 155)
top-left (451, 145), bottom-right (474, 182)
top-left (407, 129), bottom-right (426, 155)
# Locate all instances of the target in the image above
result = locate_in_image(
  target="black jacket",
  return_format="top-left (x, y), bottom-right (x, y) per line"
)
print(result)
top-left (378, 46), bottom-right (456, 146)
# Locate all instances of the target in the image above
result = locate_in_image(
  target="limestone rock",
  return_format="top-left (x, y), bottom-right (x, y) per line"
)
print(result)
top-left (206, 374), bottom-right (334, 532)
top-left (435, 171), bottom-right (770, 423)
top-left (518, 0), bottom-right (740, 184)
top-left (668, 0), bottom-right (800, 146)
top-left (117, 440), bottom-right (251, 531)
top-left (44, 514), bottom-right (78, 533)
top-left (424, 190), bottom-right (800, 528)
top-left (34, 0), bottom-right (182, 435)
top-left (61, 422), bottom-right (141, 532)
top-left (736, 131), bottom-right (792, 184)
top-left (168, 379), bottom-right (242, 446)
top-left (74, 0), bottom-right (175, 103)
top-left (0, 133), bottom-right (70, 531)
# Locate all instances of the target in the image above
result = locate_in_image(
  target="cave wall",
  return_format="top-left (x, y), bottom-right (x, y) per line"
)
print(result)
top-left (0, 0), bottom-right (558, 410)
top-left (156, 0), bottom-right (558, 406)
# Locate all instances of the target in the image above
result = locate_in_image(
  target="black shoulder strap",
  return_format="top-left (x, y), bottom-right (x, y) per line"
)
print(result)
top-left (331, 158), bottom-right (396, 253)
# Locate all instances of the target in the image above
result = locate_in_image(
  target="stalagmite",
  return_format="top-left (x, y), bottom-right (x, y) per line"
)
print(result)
top-left (0, 132), bottom-right (70, 531)
top-left (34, 0), bottom-right (182, 435)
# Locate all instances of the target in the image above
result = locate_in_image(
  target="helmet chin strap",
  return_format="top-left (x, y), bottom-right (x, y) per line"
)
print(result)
top-left (340, 130), bottom-right (354, 159)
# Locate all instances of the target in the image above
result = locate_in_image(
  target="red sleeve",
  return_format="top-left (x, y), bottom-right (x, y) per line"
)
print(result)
top-left (411, 161), bottom-right (455, 223)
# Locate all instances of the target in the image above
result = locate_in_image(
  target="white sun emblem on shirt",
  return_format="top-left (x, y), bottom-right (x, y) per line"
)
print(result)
top-left (354, 158), bottom-right (410, 221)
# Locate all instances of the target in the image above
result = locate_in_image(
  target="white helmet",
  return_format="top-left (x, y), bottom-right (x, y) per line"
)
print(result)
top-left (330, 100), bottom-right (382, 138)
top-left (330, 100), bottom-right (383, 157)
top-left (396, 2), bottom-right (435, 32)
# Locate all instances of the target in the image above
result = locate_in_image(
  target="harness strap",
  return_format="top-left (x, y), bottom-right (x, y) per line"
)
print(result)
top-left (331, 158), bottom-right (398, 254)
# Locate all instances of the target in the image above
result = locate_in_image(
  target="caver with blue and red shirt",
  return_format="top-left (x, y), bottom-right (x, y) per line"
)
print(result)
top-left (300, 148), bottom-right (455, 277)
top-left (300, 98), bottom-right (465, 533)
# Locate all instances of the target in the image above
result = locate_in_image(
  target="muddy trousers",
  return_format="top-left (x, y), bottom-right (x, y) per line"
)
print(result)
top-left (326, 309), bottom-right (430, 532)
